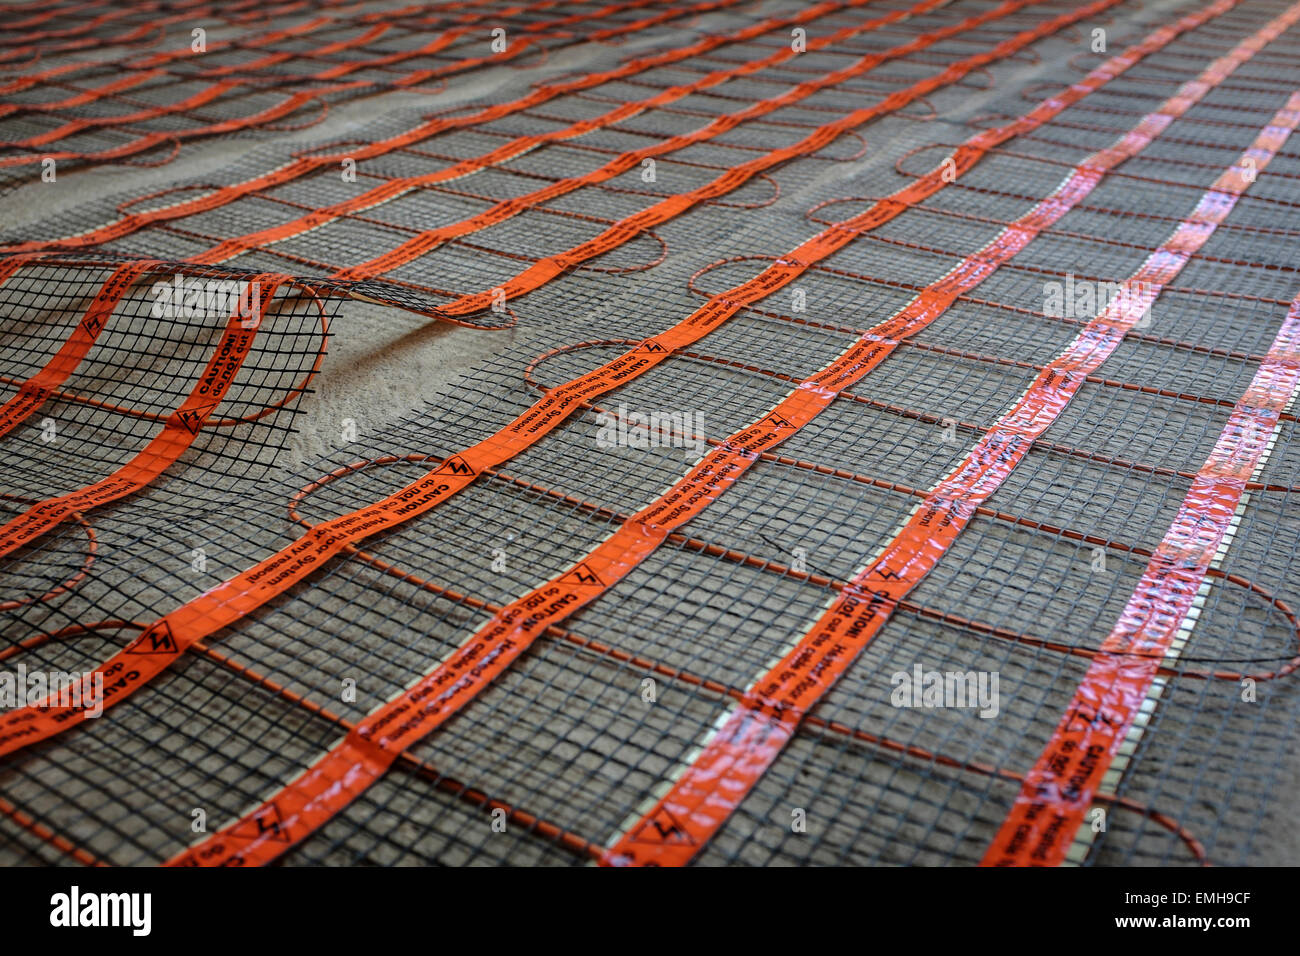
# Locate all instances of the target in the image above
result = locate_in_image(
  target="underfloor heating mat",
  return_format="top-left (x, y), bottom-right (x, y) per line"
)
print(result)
top-left (0, 0), bottom-right (1298, 867)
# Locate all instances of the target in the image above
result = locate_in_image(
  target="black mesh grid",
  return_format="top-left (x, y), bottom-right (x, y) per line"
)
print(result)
top-left (2, 0), bottom-right (1299, 868)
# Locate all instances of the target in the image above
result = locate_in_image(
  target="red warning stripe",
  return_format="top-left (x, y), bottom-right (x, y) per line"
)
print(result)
top-left (981, 145), bottom-right (1300, 864)
top-left (0, 0), bottom-right (724, 163)
top-left (604, 82), bottom-right (1300, 868)
top-left (0, 258), bottom-right (159, 439)
top-left (161, 0), bottom-right (1262, 868)
top-left (0, 274), bottom-right (287, 560)
top-left (189, 0), bottom-right (950, 267)
top-left (0, 0), bottom-right (842, 255)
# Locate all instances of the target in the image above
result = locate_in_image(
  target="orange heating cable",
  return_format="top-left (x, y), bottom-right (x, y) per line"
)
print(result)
top-left (0, 0), bottom-right (1279, 868)
top-left (0, 261), bottom-right (331, 431)
top-left (549, 315), bottom-right (1300, 496)
top-left (340, 0), bottom-right (1059, 303)
top-left (278, 470), bottom-right (1217, 864)
top-left (0, 84), bottom-right (372, 170)
top-left (0, 797), bottom-right (108, 867)
top-left (0, 7), bottom-right (339, 96)
top-left (2, 21), bottom-right (395, 132)
top-left (0, 616), bottom-right (603, 865)
top-left (896, 146), bottom-right (1300, 212)
top-left (162, 198), bottom-right (676, 283)
top-left (286, 447), bottom-right (1300, 686)
top-left (964, 128), bottom-right (1300, 182)
top-left (180, 0), bottom-right (955, 267)
top-left (0, 0), bottom-right (590, 67)
top-left (145, 0), bottom-right (1067, 312)
top-left (983, 264), bottom-right (1300, 864)
top-left (235, 552), bottom-right (1210, 867)
top-left (0, 0), bottom-right (102, 30)
top-left (0, 1), bottom-right (1201, 868)
top-left (0, 0), bottom-right (1138, 777)
top-left (87, 0), bottom-right (903, 280)
top-left (775, 246), bottom-right (1300, 318)
top-left (0, 0), bottom-right (1087, 559)
top-left (151, 0), bottom-right (1279, 866)
top-left (0, 0), bottom-right (748, 171)
top-left (603, 89), bottom-right (1300, 864)
top-left (808, 191), bottom-right (1300, 267)
top-left (972, 107), bottom-right (1300, 158)
top-left (515, 348), bottom-right (1300, 679)
top-left (0, 0), bottom-right (327, 73)
top-left (0, 616), bottom-right (1206, 866)
top-left (0, 260), bottom-right (161, 439)
top-left (2, 72), bottom-right (349, 146)
top-left (192, 0), bottom-right (584, 80)
top-left (201, 162), bottom-right (1291, 333)
top-left (0, 275), bottom-right (301, 557)
top-left (0, 0), bottom-right (265, 51)
top-left (0, 0), bottom-right (920, 256)
top-left (0, 488), bottom-right (97, 614)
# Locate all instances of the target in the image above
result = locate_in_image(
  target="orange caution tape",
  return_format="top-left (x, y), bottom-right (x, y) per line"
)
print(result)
top-left (0, 0), bottom-right (864, 255)
top-left (0, 0), bottom-right (740, 169)
top-left (0, 273), bottom-right (287, 559)
top-left (187, 0), bottom-right (939, 267)
top-left (0, 259), bottom-right (160, 438)
top-left (980, 120), bottom-right (1300, 868)
top-left (371, 0), bottom-right (1067, 310)
top-left (605, 49), bottom-right (1300, 866)
top-left (156, 0), bottom-right (1241, 867)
